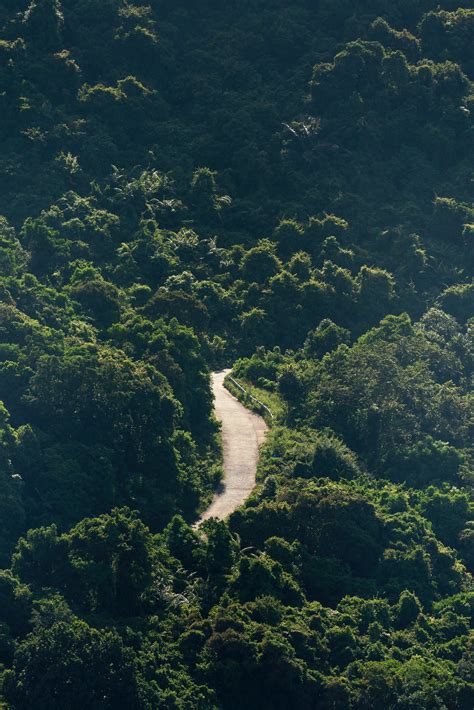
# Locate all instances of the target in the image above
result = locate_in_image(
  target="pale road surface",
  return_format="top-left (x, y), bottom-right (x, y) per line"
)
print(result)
top-left (197, 369), bottom-right (268, 524)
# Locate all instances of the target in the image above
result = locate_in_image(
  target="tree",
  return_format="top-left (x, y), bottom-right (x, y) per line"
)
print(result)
top-left (273, 219), bottom-right (304, 259)
top-left (189, 168), bottom-right (230, 224)
top-left (0, 571), bottom-right (32, 637)
top-left (288, 252), bottom-right (312, 280)
top-left (25, 344), bottom-right (178, 489)
top-left (395, 590), bottom-right (422, 628)
top-left (12, 525), bottom-right (68, 591)
top-left (310, 433), bottom-right (361, 480)
top-left (386, 436), bottom-right (463, 487)
top-left (20, 219), bottom-right (58, 276)
top-left (65, 508), bottom-right (153, 616)
top-left (239, 308), bottom-right (269, 349)
top-left (304, 319), bottom-right (350, 358)
top-left (230, 554), bottom-right (303, 605)
top-left (164, 515), bottom-right (204, 571)
top-left (22, 0), bottom-right (64, 50)
top-left (420, 488), bottom-right (471, 548)
top-left (439, 283), bottom-right (474, 323)
top-left (241, 243), bottom-right (281, 282)
top-left (69, 278), bottom-right (121, 327)
top-left (144, 289), bottom-right (210, 331)
top-left (203, 518), bottom-right (239, 575)
top-left (4, 620), bottom-right (143, 710)
top-left (357, 266), bottom-right (396, 325)
top-left (278, 365), bottom-right (305, 417)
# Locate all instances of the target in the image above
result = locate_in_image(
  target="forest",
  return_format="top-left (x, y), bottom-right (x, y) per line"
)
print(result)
top-left (0, 0), bottom-right (472, 707)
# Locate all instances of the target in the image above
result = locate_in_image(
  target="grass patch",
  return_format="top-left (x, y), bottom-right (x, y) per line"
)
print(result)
top-left (224, 373), bottom-right (286, 425)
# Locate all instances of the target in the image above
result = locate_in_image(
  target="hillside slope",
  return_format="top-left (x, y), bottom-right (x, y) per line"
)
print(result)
top-left (0, 2), bottom-right (472, 708)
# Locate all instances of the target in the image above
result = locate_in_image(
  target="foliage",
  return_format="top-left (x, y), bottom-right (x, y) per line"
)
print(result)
top-left (0, 0), bottom-right (472, 707)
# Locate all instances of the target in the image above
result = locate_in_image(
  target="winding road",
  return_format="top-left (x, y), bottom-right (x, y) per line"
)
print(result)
top-left (196, 369), bottom-right (268, 525)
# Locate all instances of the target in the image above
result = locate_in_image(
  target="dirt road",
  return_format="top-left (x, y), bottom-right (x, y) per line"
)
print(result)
top-left (197, 369), bottom-right (268, 524)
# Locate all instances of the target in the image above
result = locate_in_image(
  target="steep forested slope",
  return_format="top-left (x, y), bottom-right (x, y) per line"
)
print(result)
top-left (0, 1), bottom-right (472, 708)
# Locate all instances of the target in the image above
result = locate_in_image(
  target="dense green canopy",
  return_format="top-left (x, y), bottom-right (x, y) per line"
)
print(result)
top-left (0, 0), bottom-right (471, 707)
